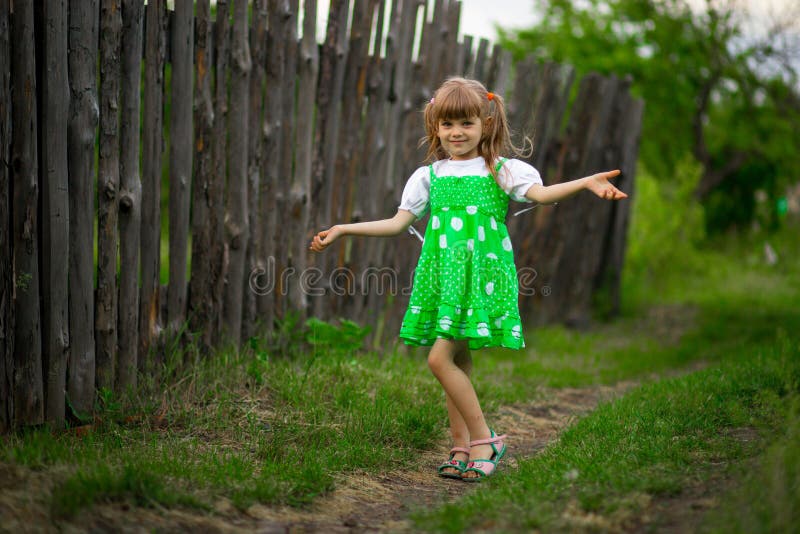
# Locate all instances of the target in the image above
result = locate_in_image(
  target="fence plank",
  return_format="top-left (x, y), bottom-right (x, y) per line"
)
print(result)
top-left (333, 0), bottom-right (375, 316)
top-left (242, 0), bottom-right (267, 341)
top-left (96, 0), bottom-right (121, 394)
top-left (67, 0), bottom-right (98, 416)
top-left (310, 0), bottom-right (349, 319)
top-left (222, 0), bottom-right (252, 344)
top-left (275, 0), bottom-right (298, 320)
top-left (210, 1), bottom-right (231, 343)
top-left (259, 0), bottom-right (286, 325)
top-left (0, 0), bottom-right (12, 431)
top-left (140, 0), bottom-right (167, 359)
top-left (10, 0), bottom-right (44, 426)
top-left (167, 0), bottom-right (194, 335)
top-left (117, 0), bottom-right (144, 392)
top-left (40, 0), bottom-right (70, 426)
top-left (289, 0), bottom-right (319, 317)
top-left (188, 0), bottom-right (216, 351)
top-left (472, 37), bottom-right (489, 82)
top-left (533, 73), bottom-right (618, 327)
top-left (593, 82), bottom-right (643, 316)
top-left (443, 0), bottom-right (461, 77)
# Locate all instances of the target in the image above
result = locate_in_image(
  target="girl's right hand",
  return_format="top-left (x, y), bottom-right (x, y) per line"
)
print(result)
top-left (309, 225), bottom-right (343, 252)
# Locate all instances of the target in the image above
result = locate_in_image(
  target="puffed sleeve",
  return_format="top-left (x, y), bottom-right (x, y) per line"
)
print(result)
top-left (398, 166), bottom-right (431, 218)
top-left (499, 159), bottom-right (543, 202)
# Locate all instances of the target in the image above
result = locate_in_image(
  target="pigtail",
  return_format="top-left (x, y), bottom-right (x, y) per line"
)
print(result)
top-left (481, 90), bottom-right (533, 185)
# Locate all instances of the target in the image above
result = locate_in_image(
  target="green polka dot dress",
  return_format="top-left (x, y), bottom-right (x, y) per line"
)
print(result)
top-left (399, 158), bottom-right (525, 350)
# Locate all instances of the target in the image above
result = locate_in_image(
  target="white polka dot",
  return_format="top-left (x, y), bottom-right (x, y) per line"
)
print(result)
top-left (502, 237), bottom-right (512, 251)
top-left (477, 323), bottom-right (490, 336)
top-left (466, 205), bottom-right (478, 215)
top-left (432, 215), bottom-right (440, 229)
top-left (450, 217), bottom-right (463, 231)
top-left (490, 217), bottom-right (498, 230)
top-left (441, 207), bottom-right (449, 211)
top-left (439, 235), bottom-right (447, 248)
top-left (467, 239), bottom-right (474, 250)
top-left (439, 317), bottom-right (452, 331)
top-left (494, 317), bottom-right (503, 328)
top-left (467, 308), bottom-right (473, 316)
top-left (485, 282), bottom-right (494, 295)
top-left (478, 226), bottom-right (485, 241)
top-left (512, 325), bottom-right (521, 338)
top-left (486, 252), bottom-right (498, 260)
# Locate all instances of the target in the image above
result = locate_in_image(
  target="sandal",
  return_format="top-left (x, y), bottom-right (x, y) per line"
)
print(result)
top-left (437, 447), bottom-right (470, 479)
top-left (462, 430), bottom-right (507, 482)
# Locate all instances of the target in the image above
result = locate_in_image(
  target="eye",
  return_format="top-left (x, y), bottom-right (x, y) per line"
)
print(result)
top-left (440, 121), bottom-right (452, 127)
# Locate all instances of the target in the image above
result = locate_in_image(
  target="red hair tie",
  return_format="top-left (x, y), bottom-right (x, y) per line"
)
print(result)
top-left (487, 92), bottom-right (495, 101)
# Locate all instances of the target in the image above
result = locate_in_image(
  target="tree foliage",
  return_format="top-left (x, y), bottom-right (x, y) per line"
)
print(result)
top-left (502, 0), bottom-right (800, 232)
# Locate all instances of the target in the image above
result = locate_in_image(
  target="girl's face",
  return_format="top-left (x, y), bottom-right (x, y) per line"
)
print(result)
top-left (437, 116), bottom-right (482, 160)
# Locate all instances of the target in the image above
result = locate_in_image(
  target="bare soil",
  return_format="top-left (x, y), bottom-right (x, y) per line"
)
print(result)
top-left (0, 381), bottom-right (754, 533)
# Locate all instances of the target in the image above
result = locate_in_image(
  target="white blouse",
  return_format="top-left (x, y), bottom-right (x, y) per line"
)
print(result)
top-left (398, 157), bottom-right (543, 218)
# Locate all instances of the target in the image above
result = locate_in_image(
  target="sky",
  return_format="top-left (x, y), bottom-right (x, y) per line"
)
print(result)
top-left (458, 0), bottom-right (798, 42)
top-left (311, 0), bottom-right (798, 45)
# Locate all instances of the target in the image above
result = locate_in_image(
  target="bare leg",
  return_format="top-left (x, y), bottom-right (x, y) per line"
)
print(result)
top-left (427, 339), bottom-right (494, 479)
top-left (440, 342), bottom-right (472, 475)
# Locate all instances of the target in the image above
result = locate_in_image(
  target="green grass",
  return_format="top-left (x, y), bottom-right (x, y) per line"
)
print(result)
top-left (1, 320), bottom-right (447, 517)
top-left (413, 336), bottom-right (799, 532)
top-left (702, 396), bottom-right (800, 533)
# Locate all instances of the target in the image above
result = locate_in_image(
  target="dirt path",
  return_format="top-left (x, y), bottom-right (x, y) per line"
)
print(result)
top-left (7, 374), bottom-right (744, 533)
top-left (241, 383), bottom-right (638, 533)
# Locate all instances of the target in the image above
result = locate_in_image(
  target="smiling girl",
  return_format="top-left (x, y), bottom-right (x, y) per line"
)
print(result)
top-left (310, 77), bottom-right (626, 481)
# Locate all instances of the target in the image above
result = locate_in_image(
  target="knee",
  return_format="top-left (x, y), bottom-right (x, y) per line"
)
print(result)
top-left (427, 350), bottom-right (449, 375)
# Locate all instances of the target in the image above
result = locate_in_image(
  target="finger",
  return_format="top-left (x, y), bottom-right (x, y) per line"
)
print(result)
top-left (606, 169), bottom-right (621, 179)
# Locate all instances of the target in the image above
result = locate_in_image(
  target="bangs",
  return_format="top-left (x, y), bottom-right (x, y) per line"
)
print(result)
top-left (433, 84), bottom-right (485, 121)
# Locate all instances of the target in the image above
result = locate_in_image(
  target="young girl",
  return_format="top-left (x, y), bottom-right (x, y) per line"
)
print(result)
top-left (310, 77), bottom-right (626, 481)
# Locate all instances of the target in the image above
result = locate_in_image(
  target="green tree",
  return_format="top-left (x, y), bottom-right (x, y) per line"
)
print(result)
top-left (502, 0), bottom-right (800, 232)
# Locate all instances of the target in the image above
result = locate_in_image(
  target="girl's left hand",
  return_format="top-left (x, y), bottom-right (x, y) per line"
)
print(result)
top-left (586, 169), bottom-right (628, 200)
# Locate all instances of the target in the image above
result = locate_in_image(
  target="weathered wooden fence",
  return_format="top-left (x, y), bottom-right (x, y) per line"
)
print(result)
top-left (0, 0), bottom-right (643, 430)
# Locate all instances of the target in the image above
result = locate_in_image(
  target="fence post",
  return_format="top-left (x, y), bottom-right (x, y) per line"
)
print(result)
top-left (189, 0), bottom-right (216, 352)
top-left (40, 0), bottom-right (71, 426)
top-left (243, 0), bottom-right (268, 341)
top-left (167, 0), bottom-right (194, 337)
top-left (310, 0), bottom-right (349, 320)
top-left (222, 0), bottom-right (252, 345)
top-left (290, 0), bottom-right (319, 319)
top-left (67, 0), bottom-right (99, 417)
top-left (0, 0), bottom-right (12, 431)
top-left (140, 0), bottom-right (167, 361)
top-left (96, 0), bottom-right (122, 394)
top-left (11, 0), bottom-right (43, 427)
top-left (276, 0), bottom-right (298, 321)
top-left (117, 0), bottom-right (144, 392)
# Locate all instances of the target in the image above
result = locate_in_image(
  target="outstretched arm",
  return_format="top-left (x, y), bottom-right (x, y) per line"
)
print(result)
top-left (309, 209), bottom-right (418, 252)
top-left (524, 169), bottom-right (627, 204)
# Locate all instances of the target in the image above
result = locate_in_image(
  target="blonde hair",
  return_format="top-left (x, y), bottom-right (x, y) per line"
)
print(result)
top-left (422, 77), bottom-right (531, 182)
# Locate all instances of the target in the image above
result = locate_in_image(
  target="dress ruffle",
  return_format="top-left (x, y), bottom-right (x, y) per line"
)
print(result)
top-left (399, 302), bottom-right (524, 350)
